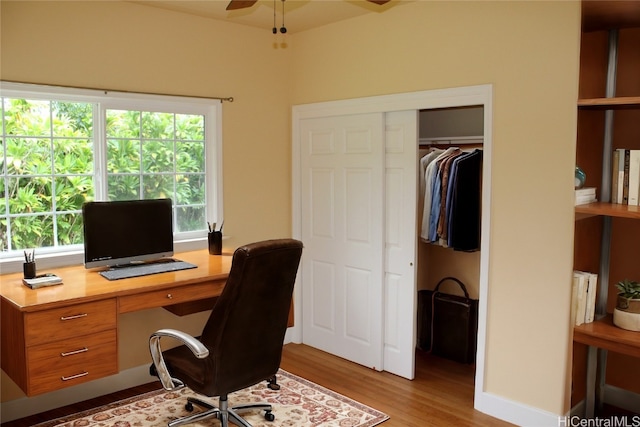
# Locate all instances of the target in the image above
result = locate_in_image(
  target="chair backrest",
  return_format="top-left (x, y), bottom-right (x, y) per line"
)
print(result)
top-left (199, 238), bottom-right (303, 395)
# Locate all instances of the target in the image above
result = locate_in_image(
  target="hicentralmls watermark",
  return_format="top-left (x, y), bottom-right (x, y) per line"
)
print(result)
top-left (558, 416), bottom-right (640, 427)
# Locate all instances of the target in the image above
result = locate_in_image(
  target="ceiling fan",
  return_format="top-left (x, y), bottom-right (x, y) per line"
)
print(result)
top-left (226, 0), bottom-right (390, 11)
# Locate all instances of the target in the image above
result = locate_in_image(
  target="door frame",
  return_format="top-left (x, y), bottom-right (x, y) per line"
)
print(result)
top-left (290, 84), bottom-right (493, 407)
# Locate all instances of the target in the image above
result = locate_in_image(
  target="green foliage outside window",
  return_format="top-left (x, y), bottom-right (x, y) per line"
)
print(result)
top-left (1, 98), bottom-right (207, 253)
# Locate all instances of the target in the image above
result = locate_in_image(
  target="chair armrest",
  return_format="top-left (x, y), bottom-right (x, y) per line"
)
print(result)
top-left (149, 328), bottom-right (209, 390)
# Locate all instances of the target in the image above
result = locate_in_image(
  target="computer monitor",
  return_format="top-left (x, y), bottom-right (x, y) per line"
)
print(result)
top-left (82, 198), bottom-right (174, 269)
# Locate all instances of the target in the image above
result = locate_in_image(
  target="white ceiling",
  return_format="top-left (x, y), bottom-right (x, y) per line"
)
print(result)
top-left (130, 0), bottom-right (400, 34)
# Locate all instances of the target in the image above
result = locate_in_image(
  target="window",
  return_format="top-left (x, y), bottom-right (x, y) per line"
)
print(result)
top-left (0, 82), bottom-right (222, 260)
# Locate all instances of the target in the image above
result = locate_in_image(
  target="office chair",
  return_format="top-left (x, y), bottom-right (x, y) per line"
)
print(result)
top-left (149, 239), bottom-right (303, 427)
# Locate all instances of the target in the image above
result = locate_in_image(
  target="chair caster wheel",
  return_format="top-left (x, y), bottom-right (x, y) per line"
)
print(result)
top-left (264, 411), bottom-right (275, 421)
top-left (185, 402), bottom-right (194, 412)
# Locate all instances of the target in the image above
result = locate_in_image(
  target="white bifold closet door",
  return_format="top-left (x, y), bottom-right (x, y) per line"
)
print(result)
top-left (299, 111), bottom-right (417, 379)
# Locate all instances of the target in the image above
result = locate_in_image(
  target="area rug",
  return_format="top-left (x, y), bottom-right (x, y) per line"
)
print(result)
top-left (34, 369), bottom-right (389, 427)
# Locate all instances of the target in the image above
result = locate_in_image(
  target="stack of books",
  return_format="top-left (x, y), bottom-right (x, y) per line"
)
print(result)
top-left (612, 149), bottom-right (640, 206)
top-left (571, 271), bottom-right (598, 326)
top-left (575, 187), bottom-right (597, 206)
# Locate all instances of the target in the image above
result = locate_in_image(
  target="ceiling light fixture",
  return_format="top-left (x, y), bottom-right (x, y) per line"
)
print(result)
top-left (272, 0), bottom-right (286, 34)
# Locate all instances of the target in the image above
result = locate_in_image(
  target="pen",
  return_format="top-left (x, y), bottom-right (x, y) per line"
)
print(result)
top-left (207, 222), bottom-right (212, 233)
top-left (219, 220), bottom-right (224, 232)
top-left (24, 251), bottom-right (29, 262)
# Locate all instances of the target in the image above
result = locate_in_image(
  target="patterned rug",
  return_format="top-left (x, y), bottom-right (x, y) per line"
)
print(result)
top-left (34, 370), bottom-right (389, 427)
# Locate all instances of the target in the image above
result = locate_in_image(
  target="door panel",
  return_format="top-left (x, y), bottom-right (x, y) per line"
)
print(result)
top-left (300, 113), bottom-right (384, 370)
top-left (383, 110), bottom-right (418, 379)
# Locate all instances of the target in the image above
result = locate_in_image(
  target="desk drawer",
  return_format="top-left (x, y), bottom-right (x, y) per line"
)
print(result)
top-left (27, 329), bottom-right (117, 395)
top-left (25, 299), bottom-right (117, 346)
top-left (119, 281), bottom-right (225, 313)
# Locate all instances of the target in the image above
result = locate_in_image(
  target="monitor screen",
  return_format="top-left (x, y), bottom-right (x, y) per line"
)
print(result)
top-left (82, 198), bottom-right (174, 268)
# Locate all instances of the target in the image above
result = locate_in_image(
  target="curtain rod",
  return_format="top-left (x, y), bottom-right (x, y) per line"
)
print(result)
top-left (1, 80), bottom-right (234, 103)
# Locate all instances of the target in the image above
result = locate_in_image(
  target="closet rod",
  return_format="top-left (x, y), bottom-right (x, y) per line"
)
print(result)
top-left (1, 79), bottom-right (234, 102)
top-left (419, 136), bottom-right (483, 145)
top-left (419, 136), bottom-right (483, 149)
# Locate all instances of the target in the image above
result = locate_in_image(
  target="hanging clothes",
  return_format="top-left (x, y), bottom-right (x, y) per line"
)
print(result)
top-left (420, 147), bottom-right (458, 242)
top-left (418, 147), bottom-right (482, 251)
top-left (448, 149), bottom-right (483, 251)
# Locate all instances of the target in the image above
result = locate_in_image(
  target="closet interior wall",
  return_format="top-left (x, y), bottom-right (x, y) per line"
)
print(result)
top-left (417, 106), bottom-right (484, 301)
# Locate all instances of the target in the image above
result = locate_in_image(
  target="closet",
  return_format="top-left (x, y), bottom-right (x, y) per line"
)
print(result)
top-left (293, 84), bottom-right (493, 390)
top-left (416, 106), bottom-right (484, 316)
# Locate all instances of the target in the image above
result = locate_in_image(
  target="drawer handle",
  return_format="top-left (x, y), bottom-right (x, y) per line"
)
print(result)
top-left (167, 294), bottom-right (173, 299)
top-left (61, 371), bottom-right (89, 381)
top-left (61, 347), bottom-right (89, 357)
top-left (60, 313), bottom-right (88, 321)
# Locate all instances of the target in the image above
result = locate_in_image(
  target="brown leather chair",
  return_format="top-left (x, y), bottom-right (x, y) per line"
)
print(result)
top-left (149, 239), bottom-right (303, 427)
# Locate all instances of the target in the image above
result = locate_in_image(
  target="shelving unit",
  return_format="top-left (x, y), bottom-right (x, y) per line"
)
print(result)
top-left (572, 1), bottom-right (640, 417)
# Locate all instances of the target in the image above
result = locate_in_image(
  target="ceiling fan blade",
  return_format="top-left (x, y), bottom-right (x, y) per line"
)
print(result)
top-left (366, 0), bottom-right (391, 4)
top-left (226, 0), bottom-right (258, 11)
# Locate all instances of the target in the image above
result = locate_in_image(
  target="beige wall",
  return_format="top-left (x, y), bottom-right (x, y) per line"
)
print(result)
top-left (0, 0), bottom-right (294, 403)
top-left (1, 0), bottom-right (581, 417)
top-left (289, 0), bottom-right (580, 415)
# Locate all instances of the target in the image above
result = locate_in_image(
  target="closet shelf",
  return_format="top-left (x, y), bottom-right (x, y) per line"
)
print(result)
top-left (574, 314), bottom-right (640, 358)
top-left (575, 202), bottom-right (640, 220)
top-left (577, 96), bottom-right (640, 109)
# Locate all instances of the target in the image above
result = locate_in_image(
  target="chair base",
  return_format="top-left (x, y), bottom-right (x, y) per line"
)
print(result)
top-left (168, 394), bottom-right (274, 427)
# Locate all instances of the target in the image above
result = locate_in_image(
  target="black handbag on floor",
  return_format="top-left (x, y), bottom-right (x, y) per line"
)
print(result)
top-left (417, 277), bottom-right (478, 364)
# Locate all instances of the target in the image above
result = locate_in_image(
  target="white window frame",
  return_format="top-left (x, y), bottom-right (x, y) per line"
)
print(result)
top-left (0, 82), bottom-right (223, 271)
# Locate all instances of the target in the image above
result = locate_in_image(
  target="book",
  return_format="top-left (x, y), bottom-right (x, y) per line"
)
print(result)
top-left (572, 271), bottom-right (587, 326)
top-left (575, 187), bottom-right (596, 197)
top-left (622, 149), bottom-right (630, 204)
top-left (22, 274), bottom-right (63, 289)
top-left (628, 150), bottom-right (640, 206)
top-left (574, 271), bottom-right (598, 324)
top-left (616, 148), bottom-right (626, 204)
top-left (574, 271), bottom-right (587, 326)
top-left (612, 150), bottom-right (619, 204)
top-left (584, 272), bottom-right (598, 324)
top-left (575, 189), bottom-right (597, 205)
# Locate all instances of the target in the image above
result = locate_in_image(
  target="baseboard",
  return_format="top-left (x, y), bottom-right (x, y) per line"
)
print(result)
top-left (0, 365), bottom-right (152, 423)
top-left (475, 390), bottom-right (561, 427)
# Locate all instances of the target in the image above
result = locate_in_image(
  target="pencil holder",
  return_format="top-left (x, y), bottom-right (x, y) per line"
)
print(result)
top-left (208, 231), bottom-right (222, 255)
top-left (23, 261), bottom-right (36, 279)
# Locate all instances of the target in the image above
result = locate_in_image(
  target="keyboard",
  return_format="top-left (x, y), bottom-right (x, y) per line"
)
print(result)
top-left (100, 260), bottom-right (197, 281)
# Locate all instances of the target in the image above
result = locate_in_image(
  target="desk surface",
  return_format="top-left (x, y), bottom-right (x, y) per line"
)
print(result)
top-left (0, 249), bottom-right (233, 396)
top-left (0, 250), bottom-right (233, 312)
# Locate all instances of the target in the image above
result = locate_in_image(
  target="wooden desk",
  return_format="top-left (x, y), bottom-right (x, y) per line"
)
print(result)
top-left (0, 250), bottom-right (232, 396)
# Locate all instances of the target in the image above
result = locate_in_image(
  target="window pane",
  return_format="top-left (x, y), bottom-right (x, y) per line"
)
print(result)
top-left (10, 214), bottom-right (54, 249)
top-left (106, 110), bottom-right (140, 138)
top-left (52, 101), bottom-right (93, 138)
top-left (142, 111), bottom-right (173, 139)
top-left (176, 141), bottom-right (205, 172)
top-left (142, 174), bottom-right (174, 200)
top-left (55, 212), bottom-right (84, 246)
top-left (175, 205), bottom-right (205, 233)
top-left (55, 176), bottom-right (93, 212)
top-left (6, 138), bottom-right (52, 175)
top-left (107, 139), bottom-right (140, 173)
top-left (142, 140), bottom-right (174, 173)
top-left (0, 219), bottom-right (6, 252)
top-left (108, 175), bottom-right (141, 201)
top-left (0, 139), bottom-right (5, 175)
top-left (8, 177), bottom-right (52, 214)
top-left (54, 139), bottom-right (93, 174)
top-left (4, 99), bottom-right (51, 137)
top-left (175, 114), bottom-right (204, 140)
top-left (176, 174), bottom-right (205, 205)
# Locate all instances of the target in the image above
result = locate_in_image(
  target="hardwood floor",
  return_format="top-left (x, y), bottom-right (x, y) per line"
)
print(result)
top-left (3, 343), bottom-right (512, 427)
